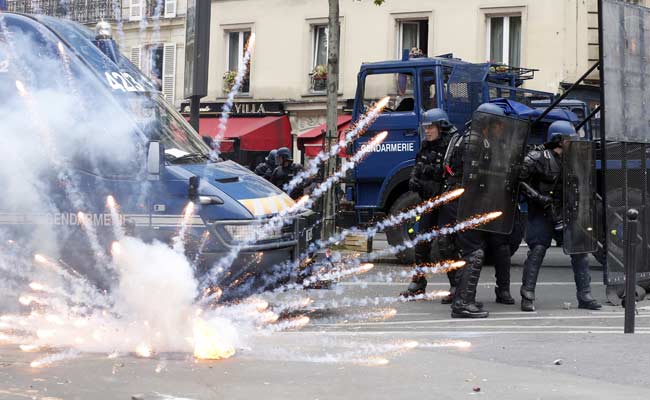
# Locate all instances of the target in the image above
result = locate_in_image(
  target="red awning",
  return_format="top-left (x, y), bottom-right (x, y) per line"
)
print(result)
top-left (297, 115), bottom-right (353, 158)
top-left (192, 116), bottom-right (292, 153)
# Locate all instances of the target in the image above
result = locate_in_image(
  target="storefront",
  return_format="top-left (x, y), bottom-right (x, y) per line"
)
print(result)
top-left (181, 101), bottom-right (292, 169)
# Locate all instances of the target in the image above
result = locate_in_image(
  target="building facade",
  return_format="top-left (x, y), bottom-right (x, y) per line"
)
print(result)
top-left (202, 0), bottom-right (618, 155)
top-left (5, 0), bottom-right (647, 159)
top-left (5, 0), bottom-right (188, 107)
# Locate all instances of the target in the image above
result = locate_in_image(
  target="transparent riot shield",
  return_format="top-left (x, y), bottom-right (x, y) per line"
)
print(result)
top-left (457, 111), bottom-right (530, 234)
top-left (563, 140), bottom-right (598, 254)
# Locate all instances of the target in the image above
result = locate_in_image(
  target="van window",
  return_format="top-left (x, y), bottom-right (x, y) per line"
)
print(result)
top-left (362, 72), bottom-right (415, 113)
top-left (420, 70), bottom-right (437, 110)
top-left (129, 95), bottom-right (211, 164)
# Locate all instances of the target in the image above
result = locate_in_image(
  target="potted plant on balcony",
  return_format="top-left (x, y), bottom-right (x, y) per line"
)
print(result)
top-left (310, 64), bottom-right (327, 92)
top-left (223, 70), bottom-right (237, 94)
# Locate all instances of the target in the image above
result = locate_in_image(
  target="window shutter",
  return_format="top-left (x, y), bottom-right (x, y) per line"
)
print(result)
top-left (164, 0), bottom-right (176, 18)
top-left (129, 0), bottom-right (142, 21)
top-left (130, 46), bottom-right (142, 69)
top-left (162, 43), bottom-right (176, 102)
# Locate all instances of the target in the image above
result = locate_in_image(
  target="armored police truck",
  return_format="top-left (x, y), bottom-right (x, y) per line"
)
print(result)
top-left (341, 52), bottom-right (588, 263)
top-left (0, 13), bottom-right (300, 298)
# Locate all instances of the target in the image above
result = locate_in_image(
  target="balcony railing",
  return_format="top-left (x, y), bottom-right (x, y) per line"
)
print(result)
top-left (7, 0), bottom-right (120, 24)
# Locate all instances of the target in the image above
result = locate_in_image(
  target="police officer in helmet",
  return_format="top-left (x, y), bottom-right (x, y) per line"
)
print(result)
top-left (400, 108), bottom-right (454, 297)
top-left (270, 147), bottom-right (305, 199)
top-left (518, 121), bottom-right (601, 312)
top-left (441, 102), bottom-right (518, 318)
top-left (255, 149), bottom-right (277, 181)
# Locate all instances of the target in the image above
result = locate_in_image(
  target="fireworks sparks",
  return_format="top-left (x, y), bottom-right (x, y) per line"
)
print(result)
top-left (106, 195), bottom-right (125, 240)
top-left (29, 349), bottom-right (80, 368)
top-left (111, 241), bottom-right (122, 257)
top-left (266, 316), bottom-right (311, 332)
top-left (192, 319), bottom-right (236, 360)
top-left (283, 96), bottom-right (391, 194)
top-left (29, 282), bottom-right (47, 292)
top-left (172, 201), bottom-right (196, 253)
top-left (15, 80), bottom-right (27, 97)
top-left (214, 33), bottom-right (256, 156)
top-left (421, 340), bottom-right (472, 349)
top-left (135, 343), bottom-right (153, 358)
top-left (367, 211), bottom-right (503, 261)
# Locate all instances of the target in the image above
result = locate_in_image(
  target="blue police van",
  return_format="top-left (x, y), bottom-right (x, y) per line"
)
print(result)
top-left (0, 13), bottom-right (300, 296)
top-left (341, 52), bottom-right (588, 263)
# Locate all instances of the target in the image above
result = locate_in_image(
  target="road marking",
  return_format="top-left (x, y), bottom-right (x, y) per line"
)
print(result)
top-left (285, 330), bottom-right (650, 336)
top-left (311, 314), bottom-right (650, 327)
top-left (341, 282), bottom-right (605, 287)
top-left (310, 325), bottom-right (650, 330)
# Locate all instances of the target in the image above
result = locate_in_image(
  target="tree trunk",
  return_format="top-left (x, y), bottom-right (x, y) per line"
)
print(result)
top-left (322, 0), bottom-right (340, 240)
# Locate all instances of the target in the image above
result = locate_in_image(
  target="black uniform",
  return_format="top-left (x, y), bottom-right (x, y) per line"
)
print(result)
top-left (271, 163), bottom-right (305, 200)
top-left (400, 135), bottom-right (451, 297)
top-left (409, 138), bottom-right (448, 263)
top-left (254, 161), bottom-right (275, 181)
top-left (441, 126), bottom-right (515, 316)
top-left (518, 148), bottom-right (600, 310)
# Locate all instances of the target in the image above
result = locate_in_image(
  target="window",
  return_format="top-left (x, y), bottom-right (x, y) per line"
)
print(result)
top-left (142, 44), bottom-right (164, 91)
top-left (420, 70), bottom-right (437, 111)
top-left (363, 72), bottom-right (415, 113)
top-left (487, 15), bottom-right (521, 66)
top-left (397, 20), bottom-right (428, 57)
top-left (313, 25), bottom-right (328, 68)
top-left (310, 25), bottom-right (328, 92)
top-left (226, 30), bottom-right (252, 94)
top-left (130, 43), bottom-right (176, 102)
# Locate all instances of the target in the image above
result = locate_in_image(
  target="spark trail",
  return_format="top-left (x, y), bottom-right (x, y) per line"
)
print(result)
top-left (202, 131), bottom-right (388, 288)
top-left (214, 34), bottom-right (256, 156)
top-left (283, 96), bottom-right (390, 194)
top-left (306, 188), bottom-right (465, 255)
top-left (365, 211), bottom-right (503, 261)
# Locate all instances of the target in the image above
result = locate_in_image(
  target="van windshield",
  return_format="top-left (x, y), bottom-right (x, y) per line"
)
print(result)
top-left (127, 95), bottom-right (211, 164)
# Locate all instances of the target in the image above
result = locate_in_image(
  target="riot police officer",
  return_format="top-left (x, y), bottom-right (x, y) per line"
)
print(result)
top-left (400, 109), bottom-right (453, 297)
top-left (270, 147), bottom-right (305, 199)
top-left (255, 149), bottom-right (277, 181)
top-left (441, 103), bottom-right (518, 318)
top-left (519, 121), bottom-right (602, 312)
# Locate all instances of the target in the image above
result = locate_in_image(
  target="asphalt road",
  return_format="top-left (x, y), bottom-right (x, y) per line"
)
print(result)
top-left (1, 247), bottom-right (650, 400)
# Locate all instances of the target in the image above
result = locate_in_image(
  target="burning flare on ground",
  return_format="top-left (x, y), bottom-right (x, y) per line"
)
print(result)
top-left (192, 318), bottom-right (236, 360)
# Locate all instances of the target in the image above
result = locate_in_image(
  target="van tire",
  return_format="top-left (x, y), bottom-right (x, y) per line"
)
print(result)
top-left (385, 191), bottom-right (421, 264)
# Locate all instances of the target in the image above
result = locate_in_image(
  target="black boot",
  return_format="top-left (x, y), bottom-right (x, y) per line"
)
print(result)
top-left (520, 245), bottom-right (546, 312)
top-left (441, 270), bottom-right (457, 304)
top-left (495, 287), bottom-right (515, 305)
top-left (494, 244), bottom-right (514, 304)
top-left (572, 254), bottom-right (602, 310)
top-left (400, 274), bottom-right (427, 297)
top-left (451, 250), bottom-right (489, 318)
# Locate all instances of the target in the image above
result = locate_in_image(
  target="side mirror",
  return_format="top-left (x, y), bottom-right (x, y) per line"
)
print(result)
top-left (188, 176), bottom-right (200, 200)
top-left (147, 141), bottom-right (161, 180)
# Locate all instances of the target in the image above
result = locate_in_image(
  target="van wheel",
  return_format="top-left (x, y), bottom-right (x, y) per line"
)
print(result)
top-left (385, 191), bottom-right (421, 264)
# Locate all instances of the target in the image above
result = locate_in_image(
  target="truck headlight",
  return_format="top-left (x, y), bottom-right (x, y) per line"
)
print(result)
top-left (223, 223), bottom-right (287, 243)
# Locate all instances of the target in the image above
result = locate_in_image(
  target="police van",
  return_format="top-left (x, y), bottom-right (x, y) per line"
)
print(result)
top-left (0, 13), bottom-right (301, 297)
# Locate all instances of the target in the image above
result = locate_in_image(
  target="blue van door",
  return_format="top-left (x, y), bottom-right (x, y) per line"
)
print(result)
top-left (353, 69), bottom-right (421, 209)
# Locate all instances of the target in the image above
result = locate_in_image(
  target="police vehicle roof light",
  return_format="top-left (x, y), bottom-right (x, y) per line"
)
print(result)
top-left (95, 21), bottom-right (112, 40)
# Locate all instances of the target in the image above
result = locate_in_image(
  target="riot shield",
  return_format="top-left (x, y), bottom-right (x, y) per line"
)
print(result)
top-left (563, 140), bottom-right (597, 254)
top-left (457, 111), bottom-right (530, 234)
top-left (601, 0), bottom-right (650, 144)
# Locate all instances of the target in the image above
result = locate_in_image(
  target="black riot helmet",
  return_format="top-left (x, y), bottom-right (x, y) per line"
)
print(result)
top-left (276, 147), bottom-right (292, 164)
top-left (267, 149), bottom-right (278, 167)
